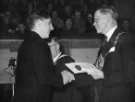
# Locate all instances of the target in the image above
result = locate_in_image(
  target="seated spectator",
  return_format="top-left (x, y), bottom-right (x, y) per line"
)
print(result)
top-left (121, 18), bottom-right (132, 32)
top-left (52, 11), bottom-right (64, 30)
top-left (47, 3), bottom-right (54, 15)
top-left (62, 4), bottom-right (73, 21)
top-left (72, 10), bottom-right (86, 35)
top-left (62, 18), bottom-right (74, 36)
top-left (65, 18), bottom-right (72, 31)
top-left (51, 10), bottom-right (64, 37)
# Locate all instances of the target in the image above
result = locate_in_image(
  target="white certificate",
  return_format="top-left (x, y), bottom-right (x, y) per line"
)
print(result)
top-left (65, 62), bottom-right (104, 79)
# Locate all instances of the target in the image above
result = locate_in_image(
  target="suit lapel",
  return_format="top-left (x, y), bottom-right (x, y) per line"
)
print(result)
top-left (95, 28), bottom-right (120, 70)
top-left (95, 28), bottom-right (126, 70)
top-left (101, 28), bottom-right (120, 57)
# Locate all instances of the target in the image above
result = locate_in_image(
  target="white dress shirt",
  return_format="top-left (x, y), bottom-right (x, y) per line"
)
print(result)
top-left (106, 25), bottom-right (117, 42)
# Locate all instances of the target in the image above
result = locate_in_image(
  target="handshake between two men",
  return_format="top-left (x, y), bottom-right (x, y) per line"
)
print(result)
top-left (60, 62), bottom-right (104, 85)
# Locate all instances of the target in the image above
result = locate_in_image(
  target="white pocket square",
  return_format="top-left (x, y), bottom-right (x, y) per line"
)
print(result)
top-left (109, 46), bottom-right (116, 53)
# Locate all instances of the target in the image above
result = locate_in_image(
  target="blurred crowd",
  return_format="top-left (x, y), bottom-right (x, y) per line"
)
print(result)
top-left (0, 0), bottom-right (133, 37)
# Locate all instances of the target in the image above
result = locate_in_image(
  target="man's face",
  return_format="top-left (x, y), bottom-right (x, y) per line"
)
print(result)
top-left (93, 10), bottom-right (109, 34)
top-left (38, 18), bottom-right (54, 38)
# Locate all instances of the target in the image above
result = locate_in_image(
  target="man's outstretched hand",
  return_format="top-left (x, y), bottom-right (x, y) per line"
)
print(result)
top-left (61, 70), bottom-right (75, 85)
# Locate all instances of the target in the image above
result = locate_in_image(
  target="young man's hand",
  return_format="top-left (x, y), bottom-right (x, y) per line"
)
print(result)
top-left (61, 70), bottom-right (75, 85)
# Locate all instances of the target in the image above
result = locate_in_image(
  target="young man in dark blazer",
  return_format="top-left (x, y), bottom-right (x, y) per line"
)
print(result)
top-left (13, 11), bottom-right (75, 102)
top-left (93, 6), bottom-right (135, 102)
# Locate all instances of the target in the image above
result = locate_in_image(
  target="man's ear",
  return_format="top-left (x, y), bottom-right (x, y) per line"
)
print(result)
top-left (56, 43), bottom-right (60, 51)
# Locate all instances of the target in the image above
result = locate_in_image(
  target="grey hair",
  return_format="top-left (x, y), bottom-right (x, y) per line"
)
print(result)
top-left (97, 5), bottom-right (119, 20)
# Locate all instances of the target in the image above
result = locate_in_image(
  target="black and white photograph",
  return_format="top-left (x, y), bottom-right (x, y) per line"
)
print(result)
top-left (0, 0), bottom-right (135, 102)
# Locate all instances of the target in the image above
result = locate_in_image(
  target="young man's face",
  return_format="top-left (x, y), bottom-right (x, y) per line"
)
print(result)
top-left (93, 10), bottom-right (109, 34)
top-left (38, 18), bottom-right (54, 38)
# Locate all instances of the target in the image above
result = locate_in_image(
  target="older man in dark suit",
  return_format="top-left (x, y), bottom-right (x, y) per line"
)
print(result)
top-left (13, 11), bottom-right (75, 102)
top-left (93, 5), bottom-right (135, 102)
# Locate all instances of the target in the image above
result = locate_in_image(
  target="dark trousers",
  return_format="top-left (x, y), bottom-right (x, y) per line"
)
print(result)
top-left (77, 85), bottom-right (95, 102)
top-left (52, 85), bottom-right (94, 102)
top-left (96, 85), bottom-right (133, 102)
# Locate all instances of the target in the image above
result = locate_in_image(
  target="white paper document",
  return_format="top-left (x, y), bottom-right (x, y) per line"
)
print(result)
top-left (65, 62), bottom-right (104, 79)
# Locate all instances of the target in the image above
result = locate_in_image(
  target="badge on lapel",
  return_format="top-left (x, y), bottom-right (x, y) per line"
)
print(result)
top-left (108, 32), bottom-right (126, 54)
top-left (108, 46), bottom-right (116, 53)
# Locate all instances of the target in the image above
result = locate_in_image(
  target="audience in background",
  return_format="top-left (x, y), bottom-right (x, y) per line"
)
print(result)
top-left (72, 9), bottom-right (86, 35)
top-left (51, 10), bottom-right (64, 36)
top-left (64, 18), bottom-right (73, 33)
top-left (0, 0), bottom-right (100, 37)
top-left (120, 18), bottom-right (132, 32)
top-left (1, 0), bottom-right (134, 37)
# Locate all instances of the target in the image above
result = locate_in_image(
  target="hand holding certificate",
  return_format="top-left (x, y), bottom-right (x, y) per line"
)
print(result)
top-left (65, 62), bottom-right (104, 80)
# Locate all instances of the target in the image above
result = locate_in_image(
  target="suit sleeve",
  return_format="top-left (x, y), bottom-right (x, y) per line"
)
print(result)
top-left (120, 35), bottom-right (135, 83)
top-left (31, 44), bottom-right (63, 87)
top-left (55, 56), bottom-right (75, 73)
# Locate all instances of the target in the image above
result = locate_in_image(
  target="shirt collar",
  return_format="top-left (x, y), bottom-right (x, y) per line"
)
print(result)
top-left (106, 25), bottom-right (117, 42)
top-left (53, 52), bottom-right (62, 63)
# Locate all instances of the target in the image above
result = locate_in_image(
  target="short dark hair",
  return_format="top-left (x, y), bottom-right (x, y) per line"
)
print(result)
top-left (26, 10), bottom-right (50, 30)
top-left (97, 5), bottom-right (119, 20)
